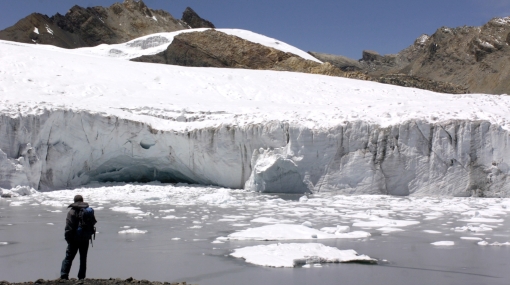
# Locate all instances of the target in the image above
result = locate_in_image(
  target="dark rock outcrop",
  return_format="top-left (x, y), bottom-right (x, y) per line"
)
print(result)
top-left (132, 29), bottom-right (346, 77)
top-left (373, 74), bottom-right (467, 94)
top-left (1, 278), bottom-right (194, 285)
top-left (0, 0), bottom-right (193, 48)
top-left (181, 7), bottom-right (215, 29)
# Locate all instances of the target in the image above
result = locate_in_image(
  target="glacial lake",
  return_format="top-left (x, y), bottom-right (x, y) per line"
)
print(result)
top-left (1, 183), bottom-right (510, 285)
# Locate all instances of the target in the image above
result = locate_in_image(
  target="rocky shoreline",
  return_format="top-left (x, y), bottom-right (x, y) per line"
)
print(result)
top-left (0, 278), bottom-right (194, 285)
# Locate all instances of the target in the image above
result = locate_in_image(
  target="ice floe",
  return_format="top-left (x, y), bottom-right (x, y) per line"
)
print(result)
top-left (118, 228), bottom-right (147, 234)
top-left (225, 224), bottom-right (370, 241)
top-left (230, 243), bottom-right (376, 267)
top-left (431, 241), bottom-right (455, 246)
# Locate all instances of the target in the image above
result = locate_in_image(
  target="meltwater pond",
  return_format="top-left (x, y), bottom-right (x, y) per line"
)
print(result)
top-left (1, 183), bottom-right (510, 285)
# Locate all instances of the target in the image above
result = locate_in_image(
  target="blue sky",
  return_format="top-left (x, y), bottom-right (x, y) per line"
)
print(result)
top-left (0, 0), bottom-right (509, 59)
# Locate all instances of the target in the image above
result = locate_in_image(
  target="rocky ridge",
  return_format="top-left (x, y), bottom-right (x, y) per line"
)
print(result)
top-left (312, 16), bottom-right (510, 94)
top-left (0, 0), bottom-right (213, 49)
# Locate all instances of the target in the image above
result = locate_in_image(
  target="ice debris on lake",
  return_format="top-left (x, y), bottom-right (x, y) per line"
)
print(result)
top-left (230, 243), bottom-right (376, 268)
top-left (478, 241), bottom-right (510, 246)
top-left (224, 224), bottom-right (371, 241)
top-left (0, 186), bottom-right (37, 198)
top-left (431, 241), bottom-right (455, 246)
top-left (118, 228), bottom-right (147, 234)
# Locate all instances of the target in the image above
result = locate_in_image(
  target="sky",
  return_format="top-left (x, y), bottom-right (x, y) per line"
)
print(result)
top-left (0, 0), bottom-right (509, 59)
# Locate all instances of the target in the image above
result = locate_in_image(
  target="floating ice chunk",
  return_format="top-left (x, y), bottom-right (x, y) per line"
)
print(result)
top-left (320, 226), bottom-right (350, 234)
top-left (230, 243), bottom-right (377, 267)
top-left (9, 201), bottom-right (27, 207)
top-left (171, 238), bottom-right (181, 241)
top-left (301, 221), bottom-right (313, 227)
top-left (198, 189), bottom-right (234, 204)
top-left (159, 209), bottom-right (175, 213)
top-left (299, 196), bottom-right (308, 203)
top-left (41, 200), bottom-right (65, 207)
top-left (50, 210), bottom-right (62, 213)
top-left (376, 227), bottom-right (404, 233)
top-left (459, 217), bottom-right (504, 223)
top-left (211, 240), bottom-right (224, 244)
top-left (161, 215), bottom-right (185, 219)
top-left (251, 217), bottom-right (294, 224)
top-left (110, 206), bottom-right (144, 215)
top-left (353, 218), bottom-right (419, 228)
top-left (431, 241), bottom-right (454, 246)
top-left (0, 242), bottom-right (8, 245)
top-left (118, 228), bottom-right (147, 234)
top-left (423, 230), bottom-right (441, 234)
top-left (460, 237), bottom-right (483, 241)
top-left (3, 186), bottom-right (38, 198)
top-left (462, 209), bottom-right (507, 217)
top-left (453, 225), bottom-right (493, 232)
top-left (47, 223), bottom-right (54, 225)
top-left (227, 224), bottom-right (369, 241)
top-left (478, 241), bottom-right (510, 246)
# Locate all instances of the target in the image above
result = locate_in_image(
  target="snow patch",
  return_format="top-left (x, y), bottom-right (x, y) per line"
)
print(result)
top-left (45, 25), bottom-right (53, 35)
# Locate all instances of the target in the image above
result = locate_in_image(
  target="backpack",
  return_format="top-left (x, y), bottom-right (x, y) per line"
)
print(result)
top-left (75, 207), bottom-right (97, 245)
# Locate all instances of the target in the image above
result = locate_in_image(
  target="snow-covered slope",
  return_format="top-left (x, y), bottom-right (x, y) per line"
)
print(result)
top-left (1, 38), bottom-right (510, 196)
top-left (71, 28), bottom-right (322, 63)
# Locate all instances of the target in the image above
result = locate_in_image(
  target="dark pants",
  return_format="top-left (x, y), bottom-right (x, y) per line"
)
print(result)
top-left (60, 240), bottom-right (89, 279)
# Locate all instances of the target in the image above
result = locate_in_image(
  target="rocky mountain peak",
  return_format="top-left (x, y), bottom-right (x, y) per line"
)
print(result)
top-left (0, 2), bottom-right (212, 49)
top-left (122, 0), bottom-right (152, 17)
top-left (181, 7), bottom-right (215, 29)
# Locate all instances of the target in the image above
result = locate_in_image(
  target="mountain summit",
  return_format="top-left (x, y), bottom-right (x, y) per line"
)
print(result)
top-left (0, 0), bottom-right (213, 49)
top-left (312, 16), bottom-right (510, 95)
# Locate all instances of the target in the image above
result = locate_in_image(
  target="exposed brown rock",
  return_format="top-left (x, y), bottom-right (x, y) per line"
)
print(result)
top-left (359, 17), bottom-right (510, 94)
top-left (132, 29), bottom-right (347, 77)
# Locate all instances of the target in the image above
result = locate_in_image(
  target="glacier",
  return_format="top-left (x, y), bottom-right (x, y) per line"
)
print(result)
top-left (1, 33), bottom-right (510, 196)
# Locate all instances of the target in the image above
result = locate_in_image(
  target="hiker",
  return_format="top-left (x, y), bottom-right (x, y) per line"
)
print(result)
top-left (60, 195), bottom-right (97, 280)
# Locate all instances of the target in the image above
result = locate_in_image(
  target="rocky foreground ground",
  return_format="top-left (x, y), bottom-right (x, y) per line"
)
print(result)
top-left (0, 278), bottom-right (194, 285)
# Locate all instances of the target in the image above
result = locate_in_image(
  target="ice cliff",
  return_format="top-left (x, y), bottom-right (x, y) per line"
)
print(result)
top-left (1, 37), bottom-right (510, 196)
top-left (2, 108), bottom-right (510, 197)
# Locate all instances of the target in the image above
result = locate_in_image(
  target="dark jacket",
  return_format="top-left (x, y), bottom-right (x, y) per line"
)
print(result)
top-left (64, 202), bottom-right (90, 242)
